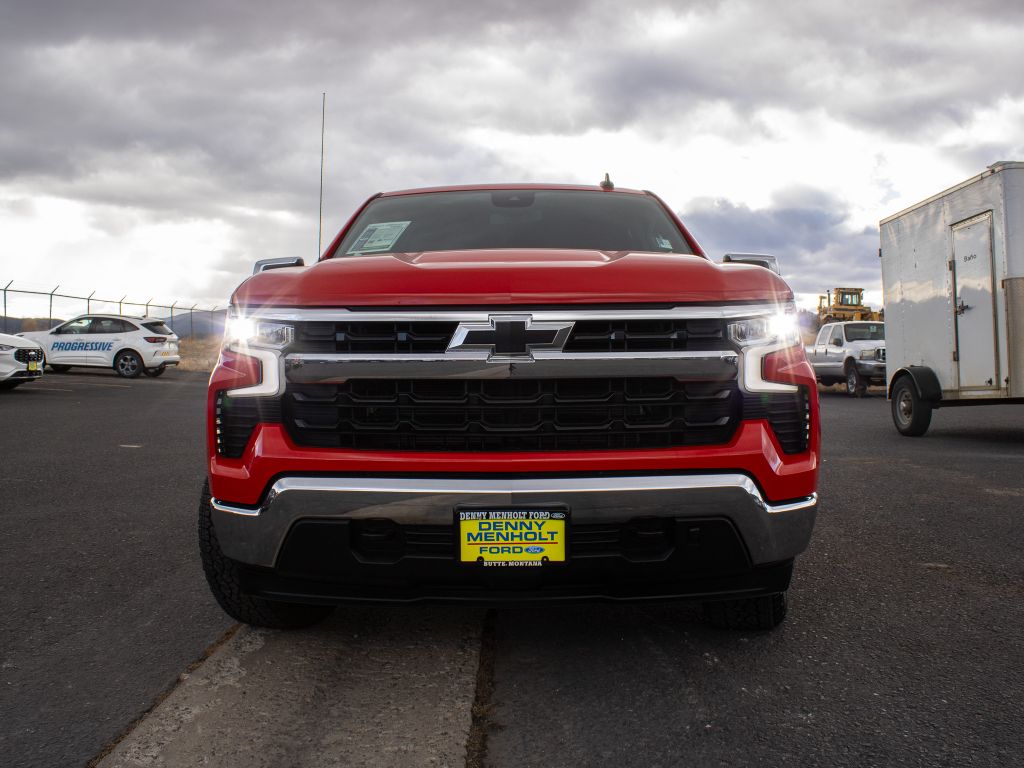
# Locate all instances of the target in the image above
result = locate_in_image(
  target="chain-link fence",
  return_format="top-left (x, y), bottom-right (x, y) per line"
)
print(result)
top-left (1, 281), bottom-right (226, 338)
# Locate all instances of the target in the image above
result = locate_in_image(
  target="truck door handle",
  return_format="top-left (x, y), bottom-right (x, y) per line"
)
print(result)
top-left (956, 300), bottom-right (971, 316)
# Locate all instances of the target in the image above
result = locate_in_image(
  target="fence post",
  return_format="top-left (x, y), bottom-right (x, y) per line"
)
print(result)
top-left (145, 298), bottom-right (153, 317)
top-left (48, 285), bottom-right (60, 328)
top-left (118, 295), bottom-right (126, 316)
top-left (189, 304), bottom-right (197, 338)
top-left (2, 280), bottom-right (11, 333)
top-left (170, 301), bottom-right (177, 334)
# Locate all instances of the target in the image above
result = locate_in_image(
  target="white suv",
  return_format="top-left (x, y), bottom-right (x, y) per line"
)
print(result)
top-left (0, 332), bottom-right (45, 390)
top-left (20, 315), bottom-right (181, 378)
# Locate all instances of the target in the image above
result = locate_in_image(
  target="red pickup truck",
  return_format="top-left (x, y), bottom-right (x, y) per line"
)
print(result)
top-left (199, 183), bottom-right (819, 630)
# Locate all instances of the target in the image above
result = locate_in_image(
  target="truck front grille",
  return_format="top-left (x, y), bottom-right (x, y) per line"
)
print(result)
top-left (290, 318), bottom-right (729, 355)
top-left (214, 383), bottom-right (809, 457)
top-left (563, 318), bottom-right (726, 352)
top-left (293, 321), bottom-right (459, 354)
top-left (282, 378), bottom-right (740, 452)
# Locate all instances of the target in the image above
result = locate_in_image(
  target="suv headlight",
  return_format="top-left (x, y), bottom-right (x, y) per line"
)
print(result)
top-left (224, 317), bottom-right (294, 350)
top-left (0, 344), bottom-right (15, 352)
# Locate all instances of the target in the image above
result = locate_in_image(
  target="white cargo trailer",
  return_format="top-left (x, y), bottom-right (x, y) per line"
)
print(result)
top-left (880, 161), bottom-right (1024, 435)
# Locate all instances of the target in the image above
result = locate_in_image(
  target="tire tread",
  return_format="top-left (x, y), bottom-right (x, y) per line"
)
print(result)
top-left (197, 481), bottom-right (332, 629)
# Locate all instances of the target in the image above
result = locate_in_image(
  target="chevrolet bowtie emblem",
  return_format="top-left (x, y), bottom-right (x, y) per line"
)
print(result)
top-left (447, 315), bottom-right (574, 359)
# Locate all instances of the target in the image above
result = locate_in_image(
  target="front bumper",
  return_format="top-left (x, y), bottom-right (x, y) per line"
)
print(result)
top-left (212, 473), bottom-right (816, 575)
top-left (855, 359), bottom-right (886, 380)
top-left (0, 358), bottom-right (43, 381)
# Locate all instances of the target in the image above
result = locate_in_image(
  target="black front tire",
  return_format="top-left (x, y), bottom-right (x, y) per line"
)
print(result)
top-left (197, 481), bottom-right (334, 629)
top-left (143, 366), bottom-right (167, 377)
top-left (114, 350), bottom-right (143, 378)
top-left (891, 376), bottom-right (932, 436)
top-left (844, 362), bottom-right (866, 397)
top-left (703, 593), bottom-right (788, 630)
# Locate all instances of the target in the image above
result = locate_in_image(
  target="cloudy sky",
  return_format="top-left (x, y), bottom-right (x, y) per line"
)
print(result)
top-left (1, 0), bottom-right (1022, 317)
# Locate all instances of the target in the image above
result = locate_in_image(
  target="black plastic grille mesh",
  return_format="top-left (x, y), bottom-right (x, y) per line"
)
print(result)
top-left (282, 378), bottom-right (740, 452)
top-left (563, 318), bottom-right (726, 352)
top-left (741, 388), bottom-right (810, 454)
top-left (14, 348), bottom-right (43, 363)
top-left (215, 383), bottom-right (809, 457)
top-left (293, 321), bottom-right (459, 354)
top-left (214, 392), bottom-right (282, 458)
top-left (289, 318), bottom-right (729, 355)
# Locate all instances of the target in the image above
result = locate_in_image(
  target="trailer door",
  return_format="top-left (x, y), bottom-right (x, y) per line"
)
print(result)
top-left (951, 212), bottom-right (999, 389)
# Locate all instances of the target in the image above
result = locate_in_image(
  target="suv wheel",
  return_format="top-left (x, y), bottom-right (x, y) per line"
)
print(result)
top-left (143, 365), bottom-right (167, 377)
top-left (197, 481), bottom-right (334, 629)
top-left (703, 593), bottom-right (788, 630)
top-left (844, 361), bottom-right (866, 397)
top-left (891, 376), bottom-right (932, 436)
top-left (114, 350), bottom-right (143, 378)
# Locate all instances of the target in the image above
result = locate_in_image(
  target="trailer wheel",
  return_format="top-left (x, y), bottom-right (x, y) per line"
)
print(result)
top-left (891, 376), bottom-right (932, 436)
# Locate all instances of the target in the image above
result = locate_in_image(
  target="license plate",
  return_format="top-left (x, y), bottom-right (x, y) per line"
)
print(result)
top-left (458, 508), bottom-right (567, 566)
top-left (28, 361), bottom-right (39, 372)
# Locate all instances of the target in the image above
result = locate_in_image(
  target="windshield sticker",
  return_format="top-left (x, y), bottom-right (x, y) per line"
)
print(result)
top-left (347, 221), bottom-right (411, 254)
top-left (655, 235), bottom-right (672, 250)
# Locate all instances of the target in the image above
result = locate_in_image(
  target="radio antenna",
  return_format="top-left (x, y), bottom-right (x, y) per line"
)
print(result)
top-left (317, 92), bottom-right (326, 257)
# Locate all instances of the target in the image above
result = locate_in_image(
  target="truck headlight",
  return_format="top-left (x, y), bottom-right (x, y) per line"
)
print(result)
top-left (224, 317), bottom-right (294, 350)
top-left (220, 314), bottom-right (292, 398)
top-left (858, 349), bottom-right (876, 360)
top-left (728, 312), bottom-right (800, 347)
top-left (729, 307), bottom-right (802, 394)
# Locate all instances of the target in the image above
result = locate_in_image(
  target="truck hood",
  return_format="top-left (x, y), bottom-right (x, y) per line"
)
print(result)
top-left (232, 250), bottom-right (793, 308)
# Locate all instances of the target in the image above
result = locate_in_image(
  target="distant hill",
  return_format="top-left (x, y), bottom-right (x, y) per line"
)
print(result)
top-left (156, 309), bottom-right (227, 338)
top-left (0, 317), bottom-right (63, 334)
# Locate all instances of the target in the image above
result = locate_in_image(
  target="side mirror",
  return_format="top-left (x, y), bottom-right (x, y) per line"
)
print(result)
top-left (253, 257), bottom-right (305, 275)
top-left (722, 253), bottom-right (781, 275)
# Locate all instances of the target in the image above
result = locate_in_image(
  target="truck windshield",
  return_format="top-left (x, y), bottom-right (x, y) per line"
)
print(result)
top-left (844, 323), bottom-right (885, 341)
top-left (333, 190), bottom-right (694, 256)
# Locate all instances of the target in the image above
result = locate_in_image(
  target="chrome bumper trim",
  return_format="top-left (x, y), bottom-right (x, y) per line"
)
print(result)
top-left (211, 475), bottom-right (817, 568)
top-left (284, 351), bottom-right (739, 382)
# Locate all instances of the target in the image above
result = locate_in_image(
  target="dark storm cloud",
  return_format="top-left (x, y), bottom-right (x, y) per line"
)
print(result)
top-left (576, 1), bottom-right (1024, 139)
top-left (681, 188), bottom-right (881, 295)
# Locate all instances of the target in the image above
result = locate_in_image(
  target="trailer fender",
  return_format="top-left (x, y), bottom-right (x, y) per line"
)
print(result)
top-left (888, 366), bottom-right (942, 403)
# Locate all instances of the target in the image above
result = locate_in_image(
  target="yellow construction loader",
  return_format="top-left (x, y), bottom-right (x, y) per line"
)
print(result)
top-left (817, 288), bottom-right (883, 325)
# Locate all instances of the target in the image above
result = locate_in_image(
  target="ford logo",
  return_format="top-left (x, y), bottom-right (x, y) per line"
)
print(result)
top-left (525, 546), bottom-right (544, 554)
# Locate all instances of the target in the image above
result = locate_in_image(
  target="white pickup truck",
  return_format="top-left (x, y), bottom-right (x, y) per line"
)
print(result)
top-left (807, 321), bottom-right (886, 396)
